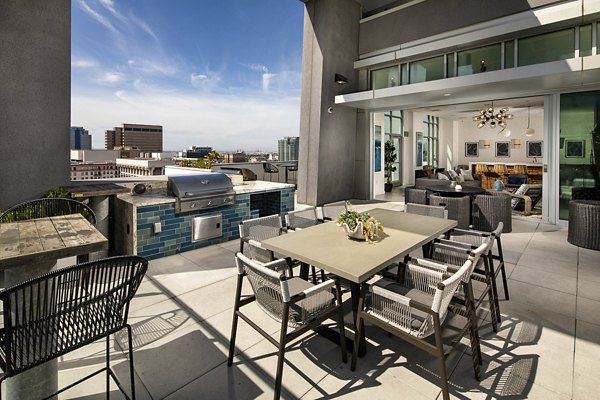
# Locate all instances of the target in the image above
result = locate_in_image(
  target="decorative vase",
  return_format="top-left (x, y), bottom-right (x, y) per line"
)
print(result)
top-left (494, 179), bottom-right (505, 191)
top-left (341, 221), bottom-right (377, 241)
top-left (455, 184), bottom-right (463, 191)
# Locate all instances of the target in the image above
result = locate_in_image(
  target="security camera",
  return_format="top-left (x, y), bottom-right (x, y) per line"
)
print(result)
top-left (327, 107), bottom-right (334, 114)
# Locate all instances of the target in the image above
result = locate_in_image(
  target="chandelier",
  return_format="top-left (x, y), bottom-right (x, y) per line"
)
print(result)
top-left (473, 102), bottom-right (513, 130)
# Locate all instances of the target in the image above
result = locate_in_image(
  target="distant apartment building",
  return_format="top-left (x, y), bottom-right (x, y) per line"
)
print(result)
top-left (70, 149), bottom-right (120, 163)
top-left (105, 123), bottom-right (163, 152)
top-left (70, 126), bottom-right (92, 150)
top-left (116, 158), bottom-right (175, 177)
top-left (278, 137), bottom-right (299, 161)
top-left (70, 162), bottom-right (119, 181)
top-left (223, 151), bottom-right (247, 163)
top-left (186, 146), bottom-right (212, 158)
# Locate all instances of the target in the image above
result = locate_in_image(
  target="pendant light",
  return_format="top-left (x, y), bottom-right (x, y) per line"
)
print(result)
top-left (523, 106), bottom-right (535, 137)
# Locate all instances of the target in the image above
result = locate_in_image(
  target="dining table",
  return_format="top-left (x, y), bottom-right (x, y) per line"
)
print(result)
top-left (262, 208), bottom-right (457, 356)
top-left (0, 213), bottom-right (108, 400)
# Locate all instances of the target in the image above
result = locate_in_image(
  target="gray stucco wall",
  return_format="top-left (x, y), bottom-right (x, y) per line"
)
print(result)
top-left (0, 0), bottom-right (71, 209)
top-left (298, 0), bottom-right (361, 206)
top-left (359, 0), bottom-right (565, 55)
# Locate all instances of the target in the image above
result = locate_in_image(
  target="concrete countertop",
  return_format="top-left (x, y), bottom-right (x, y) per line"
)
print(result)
top-left (116, 180), bottom-right (294, 207)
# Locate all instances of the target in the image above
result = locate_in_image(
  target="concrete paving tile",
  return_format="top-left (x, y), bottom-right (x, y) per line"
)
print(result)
top-left (176, 275), bottom-right (240, 321)
top-left (578, 262), bottom-right (600, 284)
top-left (573, 372), bottom-right (600, 400)
top-left (574, 320), bottom-right (600, 376)
top-left (510, 264), bottom-right (577, 295)
top-left (502, 279), bottom-right (576, 319)
top-left (516, 248), bottom-right (578, 278)
top-left (576, 297), bottom-right (600, 326)
top-left (216, 239), bottom-right (241, 253)
top-left (577, 279), bottom-right (600, 301)
top-left (130, 277), bottom-right (173, 312)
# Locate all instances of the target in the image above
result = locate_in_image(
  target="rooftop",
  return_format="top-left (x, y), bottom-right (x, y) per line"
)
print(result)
top-left (35, 202), bottom-right (600, 400)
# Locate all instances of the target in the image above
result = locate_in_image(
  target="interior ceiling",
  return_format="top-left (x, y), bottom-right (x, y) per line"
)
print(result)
top-left (412, 95), bottom-right (545, 121)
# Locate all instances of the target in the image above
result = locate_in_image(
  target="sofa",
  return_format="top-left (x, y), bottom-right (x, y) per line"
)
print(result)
top-left (414, 167), bottom-right (482, 189)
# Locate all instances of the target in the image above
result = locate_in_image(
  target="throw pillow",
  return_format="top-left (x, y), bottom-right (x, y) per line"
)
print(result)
top-left (447, 169), bottom-right (459, 179)
top-left (455, 174), bottom-right (465, 183)
top-left (461, 169), bottom-right (475, 181)
top-left (511, 184), bottom-right (529, 208)
top-left (438, 172), bottom-right (450, 180)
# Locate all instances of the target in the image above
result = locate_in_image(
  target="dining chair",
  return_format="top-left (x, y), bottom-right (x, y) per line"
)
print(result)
top-left (320, 201), bottom-right (348, 222)
top-left (0, 256), bottom-right (148, 400)
top-left (262, 162), bottom-right (280, 182)
top-left (404, 203), bottom-right (448, 219)
top-left (229, 253), bottom-right (347, 400)
top-left (472, 192), bottom-right (512, 233)
top-left (239, 214), bottom-right (286, 264)
top-left (285, 207), bottom-right (325, 283)
top-left (352, 247), bottom-right (485, 400)
top-left (447, 222), bottom-right (509, 313)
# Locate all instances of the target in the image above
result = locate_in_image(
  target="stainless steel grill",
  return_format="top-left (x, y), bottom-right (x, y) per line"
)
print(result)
top-left (167, 173), bottom-right (235, 214)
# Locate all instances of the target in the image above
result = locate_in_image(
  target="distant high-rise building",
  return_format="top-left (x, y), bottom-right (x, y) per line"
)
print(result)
top-left (105, 123), bottom-right (163, 152)
top-left (278, 137), bottom-right (299, 161)
top-left (186, 146), bottom-right (212, 158)
top-left (70, 126), bottom-right (92, 150)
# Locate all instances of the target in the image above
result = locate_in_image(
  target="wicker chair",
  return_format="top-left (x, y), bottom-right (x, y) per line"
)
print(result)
top-left (404, 203), bottom-right (448, 219)
top-left (352, 249), bottom-right (484, 400)
top-left (229, 253), bottom-right (347, 400)
top-left (568, 200), bottom-right (600, 250)
top-left (0, 256), bottom-right (148, 400)
top-left (285, 207), bottom-right (325, 283)
top-left (472, 192), bottom-right (512, 233)
top-left (404, 186), bottom-right (428, 205)
top-left (447, 222), bottom-right (508, 318)
top-left (429, 194), bottom-right (470, 229)
top-left (239, 214), bottom-right (285, 264)
top-left (320, 201), bottom-right (348, 222)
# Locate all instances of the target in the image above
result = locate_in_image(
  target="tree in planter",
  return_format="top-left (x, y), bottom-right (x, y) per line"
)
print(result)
top-left (384, 140), bottom-right (397, 192)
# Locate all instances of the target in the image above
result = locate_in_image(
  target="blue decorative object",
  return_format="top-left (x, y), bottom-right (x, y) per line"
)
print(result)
top-left (494, 179), bottom-right (505, 191)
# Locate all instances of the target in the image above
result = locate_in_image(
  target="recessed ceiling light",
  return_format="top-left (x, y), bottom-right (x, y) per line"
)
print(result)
top-left (443, 93), bottom-right (451, 96)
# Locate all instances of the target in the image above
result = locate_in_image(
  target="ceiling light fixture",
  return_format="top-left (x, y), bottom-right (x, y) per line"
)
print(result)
top-left (334, 73), bottom-right (349, 85)
top-left (473, 101), bottom-right (514, 130)
top-left (523, 106), bottom-right (535, 137)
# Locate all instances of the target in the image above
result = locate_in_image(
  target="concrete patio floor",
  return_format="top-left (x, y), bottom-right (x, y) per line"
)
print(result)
top-left (16, 203), bottom-right (600, 399)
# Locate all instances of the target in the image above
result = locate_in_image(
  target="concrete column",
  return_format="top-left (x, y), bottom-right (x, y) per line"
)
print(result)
top-left (5, 260), bottom-right (58, 399)
top-left (297, 0), bottom-right (361, 206)
top-left (89, 196), bottom-right (110, 259)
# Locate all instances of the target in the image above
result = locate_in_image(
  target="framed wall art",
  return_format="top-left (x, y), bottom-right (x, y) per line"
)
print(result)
top-left (526, 141), bottom-right (543, 158)
top-left (465, 142), bottom-right (479, 157)
top-left (565, 140), bottom-right (585, 158)
top-left (495, 141), bottom-right (510, 157)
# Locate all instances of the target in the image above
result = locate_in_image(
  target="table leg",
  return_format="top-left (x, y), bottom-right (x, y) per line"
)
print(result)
top-left (350, 282), bottom-right (367, 357)
top-left (5, 260), bottom-right (59, 399)
top-left (88, 195), bottom-right (110, 260)
top-left (299, 262), bottom-right (310, 280)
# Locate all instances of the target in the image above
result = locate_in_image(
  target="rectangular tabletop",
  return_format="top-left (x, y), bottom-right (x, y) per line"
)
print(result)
top-left (0, 214), bottom-right (108, 269)
top-left (262, 208), bottom-right (457, 283)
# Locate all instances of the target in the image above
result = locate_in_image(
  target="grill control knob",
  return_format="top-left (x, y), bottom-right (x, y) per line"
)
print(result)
top-left (223, 197), bottom-right (230, 203)
top-left (207, 200), bottom-right (213, 206)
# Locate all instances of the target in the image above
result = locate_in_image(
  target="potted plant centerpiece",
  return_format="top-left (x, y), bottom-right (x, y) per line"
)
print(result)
top-left (337, 205), bottom-right (384, 243)
top-left (384, 140), bottom-right (397, 192)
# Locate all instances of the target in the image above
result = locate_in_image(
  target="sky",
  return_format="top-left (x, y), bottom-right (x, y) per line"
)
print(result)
top-left (71, 0), bottom-right (304, 152)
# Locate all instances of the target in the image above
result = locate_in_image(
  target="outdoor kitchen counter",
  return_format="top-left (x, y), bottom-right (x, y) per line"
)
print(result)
top-left (116, 180), bottom-right (295, 207)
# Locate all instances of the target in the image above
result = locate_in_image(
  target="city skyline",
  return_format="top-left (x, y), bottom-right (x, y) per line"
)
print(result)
top-left (71, 0), bottom-right (304, 151)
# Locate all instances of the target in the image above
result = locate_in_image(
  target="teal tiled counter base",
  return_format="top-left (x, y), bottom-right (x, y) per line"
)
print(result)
top-left (136, 187), bottom-right (294, 259)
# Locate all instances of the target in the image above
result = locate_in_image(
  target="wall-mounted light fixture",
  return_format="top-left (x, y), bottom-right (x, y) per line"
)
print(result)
top-left (512, 138), bottom-right (522, 148)
top-left (334, 73), bottom-right (349, 85)
top-left (480, 139), bottom-right (491, 149)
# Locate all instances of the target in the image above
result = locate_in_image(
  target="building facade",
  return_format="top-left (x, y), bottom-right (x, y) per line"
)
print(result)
top-left (223, 151), bottom-right (248, 163)
top-left (186, 146), bottom-right (212, 158)
top-left (278, 137), bottom-right (300, 161)
top-left (299, 0), bottom-right (600, 224)
top-left (116, 158), bottom-right (175, 177)
top-left (70, 162), bottom-right (119, 181)
top-left (105, 123), bottom-right (163, 152)
top-left (70, 126), bottom-right (92, 150)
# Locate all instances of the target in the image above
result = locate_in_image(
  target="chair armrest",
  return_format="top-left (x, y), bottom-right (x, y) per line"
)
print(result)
top-left (291, 279), bottom-right (336, 303)
top-left (370, 284), bottom-right (434, 315)
top-left (510, 193), bottom-right (532, 213)
top-left (261, 258), bottom-right (291, 274)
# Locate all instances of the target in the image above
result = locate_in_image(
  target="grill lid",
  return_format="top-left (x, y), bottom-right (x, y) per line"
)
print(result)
top-left (167, 173), bottom-right (234, 199)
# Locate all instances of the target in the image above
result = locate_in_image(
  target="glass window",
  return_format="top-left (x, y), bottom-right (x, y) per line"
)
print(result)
top-left (409, 56), bottom-right (444, 84)
top-left (518, 28), bottom-right (575, 66)
top-left (580, 24), bottom-right (592, 57)
top-left (457, 43), bottom-right (501, 76)
top-left (400, 64), bottom-right (408, 85)
top-left (422, 115), bottom-right (439, 168)
top-left (446, 53), bottom-right (455, 78)
top-left (505, 40), bottom-right (515, 68)
top-left (371, 66), bottom-right (400, 89)
top-left (559, 91), bottom-right (600, 220)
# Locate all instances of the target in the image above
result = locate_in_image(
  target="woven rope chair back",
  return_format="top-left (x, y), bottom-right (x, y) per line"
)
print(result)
top-left (239, 214), bottom-right (282, 263)
top-left (0, 198), bottom-right (96, 225)
top-left (321, 201), bottom-right (348, 221)
top-left (0, 256), bottom-right (147, 377)
top-left (429, 238), bottom-right (493, 282)
top-left (404, 187), bottom-right (427, 205)
top-left (285, 207), bottom-right (319, 230)
top-left (235, 253), bottom-right (289, 323)
top-left (405, 203), bottom-right (448, 219)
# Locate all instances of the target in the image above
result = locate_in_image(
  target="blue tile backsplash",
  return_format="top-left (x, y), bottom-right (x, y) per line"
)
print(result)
top-left (136, 187), bottom-right (294, 259)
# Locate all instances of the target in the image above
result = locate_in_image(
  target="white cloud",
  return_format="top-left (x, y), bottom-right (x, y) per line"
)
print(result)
top-left (130, 59), bottom-right (178, 76)
top-left (98, 0), bottom-right (127, 22)
top-left (130, 14), bottom-right (159, 41)
top-left (262, 72), bottom-right (276, 92)
top-left (249, 64), bottom-right (269, 73)
top-left (190, 72), bottom-right (221, 90)
top-left (98, 71), bottom-right (124, 84)
top-left (77, 0), bottom-right (119, 34)
top-left (72, 88), bottom-right (300, 151)
top-left (72, 59), bottom-right (97, 68)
